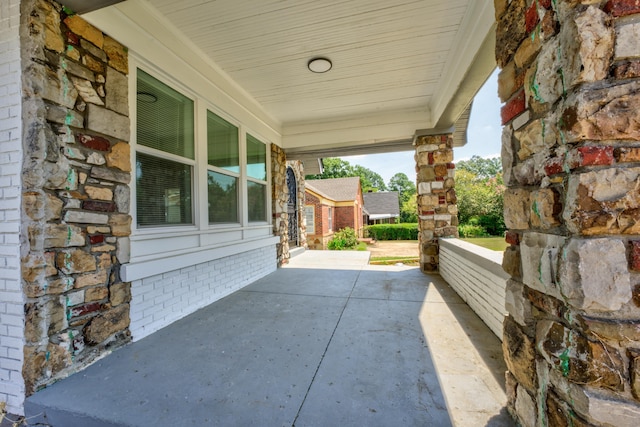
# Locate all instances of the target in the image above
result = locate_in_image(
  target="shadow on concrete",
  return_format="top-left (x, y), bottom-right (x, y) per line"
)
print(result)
top-left (25, 251), bottom-right (511, 426)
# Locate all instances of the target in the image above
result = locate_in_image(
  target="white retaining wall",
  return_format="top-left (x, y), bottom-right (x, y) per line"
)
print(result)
top-left (439, 238), bottom-right (508, 339)
top-left (0, 0), bottom-right (25, 415)
top-left (130, 245), bottom-right (277, 340)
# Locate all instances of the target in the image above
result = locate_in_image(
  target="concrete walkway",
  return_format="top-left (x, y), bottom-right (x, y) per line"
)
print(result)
top-left (25, 251), bottom-right (513, 426)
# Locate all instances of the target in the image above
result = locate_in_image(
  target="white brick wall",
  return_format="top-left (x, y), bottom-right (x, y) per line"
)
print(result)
top-left (0, 0), bottom-right (24, 416)
top-left (130, 245), bottom-right (277, 340)
top-left (439, 239), bottom-right (509, 339)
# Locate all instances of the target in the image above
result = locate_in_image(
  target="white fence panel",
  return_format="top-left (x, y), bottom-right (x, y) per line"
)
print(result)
top-left (439, 238), bottom-right (509, 339)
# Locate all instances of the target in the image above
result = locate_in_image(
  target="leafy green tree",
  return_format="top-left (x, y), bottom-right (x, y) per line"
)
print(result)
top-left (456, 155), bottom-right (502, 179)
top-left (306, 158), bottom-right (386, 192)
top-left (306, 158), bottom-right (353, 179)
top-left (400, 193), bottom-right (418, 223)
top-left (353, 165), bottom-right (386, 192)
top-left (387, 172), bottom-right (416, 204)
top-left (455, 168), bottom-right (505, 236)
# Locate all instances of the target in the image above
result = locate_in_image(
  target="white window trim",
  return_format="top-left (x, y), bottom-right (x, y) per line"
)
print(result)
top-left (201, 106), bottom-right (242, 228)
top-left (245, 133), bottom-right (269, 224)
top-left (128, 56), bottom-right (274, 267)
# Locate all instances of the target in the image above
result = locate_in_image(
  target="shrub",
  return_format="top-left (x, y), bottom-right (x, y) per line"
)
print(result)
top-left (328, 227), bottom-right (359, 250)
top-left (458, 224), bottom-right (488, 238)
top-left (365, 223), bottom-right (418, 240)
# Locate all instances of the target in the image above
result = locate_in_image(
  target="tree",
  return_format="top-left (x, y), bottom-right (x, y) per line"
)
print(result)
top-left (400, 193), bottom-right (418, 223)
top-left (306, 158), bottom-right (353, 179)
top-left (352, 165), bottom-right (386, 192)
top-left (455, 168), bottom-right (505, 236)
top-left (306, 158), bottom-right (386, 192)
top-left (456, 155), bottom-right (502, 179)
top-left (387, 172), bottom-right (416, 204)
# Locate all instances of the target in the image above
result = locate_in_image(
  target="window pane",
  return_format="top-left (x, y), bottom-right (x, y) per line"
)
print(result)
top-left (137, 69), bottom-right (194, 159)
top-left (207, 111), bottom-right (239, 173)
top-left (246, 134), bottom-right (266, 181)
top-left (208, 171), bottom-right (238, 223)
top-left (247, 181), bottom-right (266, 222)
top-left (305, 206), bottom-right (315, 234)
top-left (136, 153), bottom-right (193, 226)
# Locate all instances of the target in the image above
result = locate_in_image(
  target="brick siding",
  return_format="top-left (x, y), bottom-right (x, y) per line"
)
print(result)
top-left (129, 246), bottom-right (276, 340)
top-left (0, 0), bottom-right (25, 415)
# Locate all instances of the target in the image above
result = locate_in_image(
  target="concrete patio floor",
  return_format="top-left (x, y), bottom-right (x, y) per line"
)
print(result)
top-left (25, 251), bottom-right (513, 426)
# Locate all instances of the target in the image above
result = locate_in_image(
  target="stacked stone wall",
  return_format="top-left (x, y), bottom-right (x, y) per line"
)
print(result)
top-left (287, 160), bottom-right (307, 250)
top-left (414, 134), bottom-right (458, 273)
top-left (19, 0), bottom-right (131, 396)
top-left (496, 0), bottom-right (640, 425)
top-left (0, 0), bottom-right (25, 415)
top-left (272, 147), bottom-right (307, 264)
top-left (271, 144), bottom-right (289, 264)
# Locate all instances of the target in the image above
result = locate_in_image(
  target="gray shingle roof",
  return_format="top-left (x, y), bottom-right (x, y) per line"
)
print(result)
top-left (363, 191), bottom-right (400, 215)
top-left (305, 177), bottom-right (361, 201)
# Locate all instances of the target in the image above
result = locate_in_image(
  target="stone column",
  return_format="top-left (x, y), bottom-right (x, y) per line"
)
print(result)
top-left (287, 160), bottom-right (308, 251)
top-left (496, 0), bottom-right (640, 425)
top-left (271, 144), bottom-right (289, 265)
top-left (415, 134), bottom-right (457, 273)
top-left (20, 0), bottom-right (131, 396)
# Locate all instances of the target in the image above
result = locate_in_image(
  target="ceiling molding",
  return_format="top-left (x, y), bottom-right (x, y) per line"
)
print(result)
top-left (63, 0), bottom-right (125, 14)
top-left (85, 0), bottom-right (282, 141)
top-left (287, 138), bottom-right (415, 159)
top-left (282, 108), bottom-right (430, 151)
top-left (435, 26), bottom-right (496, 129)
top-left (430, 0), bottom-right (496, 127)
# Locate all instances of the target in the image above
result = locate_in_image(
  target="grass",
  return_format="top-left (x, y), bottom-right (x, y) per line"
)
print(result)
top-left (370, 256), bottom-right (419, 266)
top-left (460, 236), bottom-right (507, 252)
top-left (356, 242), bottom-right (368, 251)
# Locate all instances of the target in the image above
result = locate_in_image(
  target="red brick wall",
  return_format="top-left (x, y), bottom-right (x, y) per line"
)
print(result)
top-left (335, 206), bottom-right (355, 230)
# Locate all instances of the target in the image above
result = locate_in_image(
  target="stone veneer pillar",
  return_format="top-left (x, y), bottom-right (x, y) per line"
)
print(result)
top-left (20, 0), bottom-right (131, 395)
top-left (415, 134), bottom-right (458, 273)
top-left (271, 144), bottom-right (289, 265)
top-left (496, 0), bottom-right (640, 425)
top-left (287, 160), bottom-right (308, 251)
top-left (271, 144), bottom-right (308, 266)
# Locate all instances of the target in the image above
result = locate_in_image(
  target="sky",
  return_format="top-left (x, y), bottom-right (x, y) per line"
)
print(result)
top-left (342, 69), bottom-right (502, 185)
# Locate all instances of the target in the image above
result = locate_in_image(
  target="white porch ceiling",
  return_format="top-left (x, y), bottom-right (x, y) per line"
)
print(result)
top-left (86, 0), bottom-right (496, 157)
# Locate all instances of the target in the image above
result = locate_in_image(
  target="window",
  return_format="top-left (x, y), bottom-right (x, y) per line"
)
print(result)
top-left (134, 67), bottom-right (271, 235)
top-left (246, 134), bottom-right (267, 222)
top-left (305, 206), bottom-right (315, 234)
top-left (207, 111), bottom-right (239, 224)
top-left (328, 207), bottom-right (333, 232)
top-left (136, 69), bottom-right (194, 227)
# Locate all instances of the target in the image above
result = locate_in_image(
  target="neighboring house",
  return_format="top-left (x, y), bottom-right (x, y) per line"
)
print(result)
top-left (305, 177), bottom-right (364, 249)
top-left (363, 191), bottom-right (400, 224)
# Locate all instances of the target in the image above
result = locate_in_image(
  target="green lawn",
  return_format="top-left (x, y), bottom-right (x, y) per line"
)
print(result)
top-left (369, 256), bottom-right (419, 266)
top-left (460, 237), bottom-right (507, 252)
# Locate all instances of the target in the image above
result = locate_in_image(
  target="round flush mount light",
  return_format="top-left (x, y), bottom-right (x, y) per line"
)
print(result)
top-left (137, 92), bottom-right (157, 103)
top-left (307, 57), bottom-right (332, 73)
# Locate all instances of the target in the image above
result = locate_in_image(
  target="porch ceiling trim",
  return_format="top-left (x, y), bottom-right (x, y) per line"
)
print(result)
top-left (85, 1), bottom-right (283, 144)
top-left (87, 0), bottom-right (496, 155)
top-left (430, 0), bottom-right (496, 126)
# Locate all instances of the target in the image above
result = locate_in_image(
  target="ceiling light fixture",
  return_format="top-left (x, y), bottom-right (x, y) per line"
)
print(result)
top-left (308, 57), bottom-right (332, 73)
top-left (137, 92), bottom-right (157, 103)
